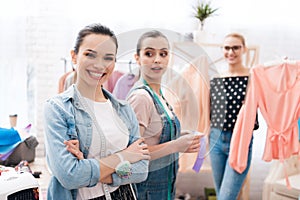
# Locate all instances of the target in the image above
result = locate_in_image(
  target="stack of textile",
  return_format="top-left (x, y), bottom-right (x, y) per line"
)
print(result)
top-left (0, 125), bottom-right (38, 166)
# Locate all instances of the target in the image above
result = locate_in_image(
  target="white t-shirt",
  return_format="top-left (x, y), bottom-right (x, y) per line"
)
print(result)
top-left (77, 98), bottom-right (129, 200)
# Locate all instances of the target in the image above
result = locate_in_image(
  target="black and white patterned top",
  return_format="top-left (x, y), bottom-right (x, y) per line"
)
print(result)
top-left (210, 76), bottom-right (259, 131)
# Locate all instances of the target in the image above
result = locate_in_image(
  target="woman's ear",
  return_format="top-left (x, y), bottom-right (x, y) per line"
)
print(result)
top-left (70, 50), bottom-right (77, 65)
top-left (134, 53), bottom-right (141, 65)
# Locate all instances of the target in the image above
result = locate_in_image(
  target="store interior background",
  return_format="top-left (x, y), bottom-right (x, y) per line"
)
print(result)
top-left (0, 0), bottom-right (299, 199)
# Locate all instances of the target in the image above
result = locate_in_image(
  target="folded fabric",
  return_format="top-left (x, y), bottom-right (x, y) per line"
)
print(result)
top-left (0, 136), bottom-right (38, 157)
top-left (0, 127), bottom-right (21, 146)
top-left (193, 137), bottom-right (206, 173)
top-left (0, 142), bottom-right (21, 154)
top-left (0, 148), bottom-right (15, 161)
top-left (24, 136), bottom-right (39, 149)
top-left (0, 124), bottom-right (35, 160)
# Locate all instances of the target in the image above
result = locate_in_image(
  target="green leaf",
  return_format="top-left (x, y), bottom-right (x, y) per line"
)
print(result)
top-left (193, 1), bottom-right (218, 22)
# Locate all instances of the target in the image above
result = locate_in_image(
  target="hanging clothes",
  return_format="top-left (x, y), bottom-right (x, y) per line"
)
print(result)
top-left (165, 56), bottom-right (211, 133)
top-left (229, 62), bottom-right (300, 174)
top-left (165, 56), bottom-right (211, 173)
top-left (64, 71), bottom-right (77, 91)
top-left (102, 70), bottom-right (124, 93)
top-left (113, 71), bottom-right (140, 100)
top-left (58, 70), bottom-right (76, 93)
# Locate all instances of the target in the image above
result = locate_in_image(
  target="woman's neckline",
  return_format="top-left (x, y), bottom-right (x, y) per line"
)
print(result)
top-left (84, 96), bottom-right (108, 104)
top-left (213, 75), bottom-right (249, 79)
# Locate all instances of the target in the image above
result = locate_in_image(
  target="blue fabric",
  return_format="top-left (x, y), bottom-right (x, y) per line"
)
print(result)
top-left (133, 86), bottom-right (181, 200)
top-left (0, 147), bottom-right (15, 160)
top-left (0, 127), bottom-right (21, 146)
top-left (44, 85), bottom-right (149, 200)
top-left (0, 141), bottom-right (20, 154)
top-left (209, 128), bottom-right (253, 200)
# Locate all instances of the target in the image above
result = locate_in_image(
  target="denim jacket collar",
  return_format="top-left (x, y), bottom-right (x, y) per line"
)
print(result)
top-left (61, 84), bottom-right (127, 112)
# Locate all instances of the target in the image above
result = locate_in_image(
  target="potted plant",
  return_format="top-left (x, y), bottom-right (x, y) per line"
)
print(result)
top-left (193, 1), bottom-right (218, 31)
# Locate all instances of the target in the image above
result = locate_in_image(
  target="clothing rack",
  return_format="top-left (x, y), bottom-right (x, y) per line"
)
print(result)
top-left (116, 60), bottom-right (138, 74)
top-left (263, 56), bottom-right (298, 67)
top-left (60, 57), bottom-right (74, 73)
top-left (116, 59), bottom-right (136, 64)
top-left (61, 57), bottom-right (67, 73)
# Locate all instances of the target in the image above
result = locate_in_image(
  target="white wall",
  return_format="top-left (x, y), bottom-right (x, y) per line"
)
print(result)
top-left (1, 0), bottom-right (299, 126)
top-left (0, 17), bottom-right (27, 127)
top-left (200, 0), bottom-right (300, 62)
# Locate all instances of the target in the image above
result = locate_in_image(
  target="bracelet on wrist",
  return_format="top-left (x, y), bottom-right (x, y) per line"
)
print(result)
top-left (115, 153), bottom-right (132, 179)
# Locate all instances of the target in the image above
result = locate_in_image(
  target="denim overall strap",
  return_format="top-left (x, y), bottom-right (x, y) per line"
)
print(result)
top-left (137, 81), bottom-right (180, 200)
top-left (137, 84), bottom-right (180, 141)
top-left (141, 80), bottom-right (174, 140)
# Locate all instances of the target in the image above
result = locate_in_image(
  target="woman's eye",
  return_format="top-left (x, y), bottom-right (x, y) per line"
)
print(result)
top-left (85, 53), bottom-right (96, 58)
top-left (160, 52), bottom-right (168, 57)
top-left (104, 57), bottom-right (114, 61)
top-left (145, 51), bottom-right (153, 57)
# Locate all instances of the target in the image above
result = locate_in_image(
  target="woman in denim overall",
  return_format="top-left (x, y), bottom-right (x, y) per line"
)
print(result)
top-left (127, 30), bottom-right (202, 200)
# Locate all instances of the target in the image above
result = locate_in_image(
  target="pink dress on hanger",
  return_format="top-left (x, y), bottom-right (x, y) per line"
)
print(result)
top-left (229, 62), bottom-right (300, 174)
top-left (102, 71), bottom-right (124, 93)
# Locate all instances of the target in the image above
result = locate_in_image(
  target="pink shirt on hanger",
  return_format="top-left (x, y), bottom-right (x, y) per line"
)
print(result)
top-left (229, 62), bottom-right (300, 174)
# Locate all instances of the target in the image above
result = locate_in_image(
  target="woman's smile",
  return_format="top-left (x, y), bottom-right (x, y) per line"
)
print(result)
top-left (87, 69), bottom-right (106, 80)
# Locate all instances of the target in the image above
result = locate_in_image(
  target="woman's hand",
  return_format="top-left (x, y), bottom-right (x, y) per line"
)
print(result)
top-left (119, 138), bottom-right (150, 163)
top-left (65, 138), bottom-right (150, 163)
top-left (64, 140), bottom-right (84, 160)
top-left (174, 132), bottom-right (203, 153)
top-left (180, 129), bottom-right (194, 136)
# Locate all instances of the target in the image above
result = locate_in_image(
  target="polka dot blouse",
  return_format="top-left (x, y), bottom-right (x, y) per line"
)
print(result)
top-left (210, 76), bottom-right (259, 131)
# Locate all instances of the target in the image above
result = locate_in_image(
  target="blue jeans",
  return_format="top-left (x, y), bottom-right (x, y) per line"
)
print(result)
top-left (209, 128), bottom-right (253, 200)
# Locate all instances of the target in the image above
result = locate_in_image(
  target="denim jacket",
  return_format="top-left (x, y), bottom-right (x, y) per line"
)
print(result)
top-left (44, 85), bottom-right (149, 200)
